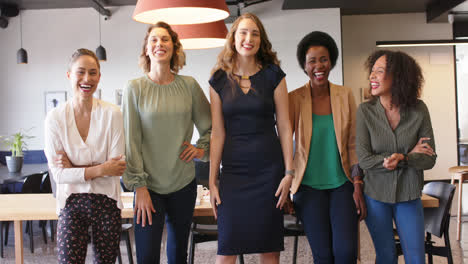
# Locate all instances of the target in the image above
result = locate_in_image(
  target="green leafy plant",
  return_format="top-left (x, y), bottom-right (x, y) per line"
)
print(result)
top-left (0, 128), bottom-right (34, 157)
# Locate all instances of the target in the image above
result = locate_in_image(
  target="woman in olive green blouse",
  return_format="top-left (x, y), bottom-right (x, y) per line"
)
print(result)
top-left (122, 22), bottom-right (211, 264)
top-left (356, 50), bottom-right (436, 264)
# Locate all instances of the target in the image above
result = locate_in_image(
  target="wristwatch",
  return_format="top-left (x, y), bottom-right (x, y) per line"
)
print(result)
top-left (285, 169), bottom-right (295, 178)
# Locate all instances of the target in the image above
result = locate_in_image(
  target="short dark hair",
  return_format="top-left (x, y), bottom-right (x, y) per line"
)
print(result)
top-left (365, 50), bottom-right (424, 108)
top-left (296, 31), bottom-right (339, 72)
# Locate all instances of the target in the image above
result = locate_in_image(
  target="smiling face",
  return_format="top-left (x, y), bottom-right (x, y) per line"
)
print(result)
top-left (234, 18), bottom-right (261, 58)
top-left (146, 27), bottom-right (174, 65)
top-left (304, 46), bottom-right (331, 87)
top-left (369, 55), bottom-right (393, 97)
top-left (67, 55), bottom-right (100, 100)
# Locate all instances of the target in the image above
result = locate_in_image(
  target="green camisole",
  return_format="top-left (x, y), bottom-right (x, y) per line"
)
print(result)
top-left (302, 114), bottom-right (348, 190)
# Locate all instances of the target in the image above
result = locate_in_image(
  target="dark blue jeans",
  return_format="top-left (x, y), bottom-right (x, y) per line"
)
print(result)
top-left (293, 181), bottom-right (358, 264)
top-left (134, 179), bottom-right (197, 264)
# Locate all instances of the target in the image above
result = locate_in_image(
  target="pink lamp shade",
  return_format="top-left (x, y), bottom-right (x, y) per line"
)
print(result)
top-left (133, 0), bottom-right (229, 25)
top-left (172, 20), bottom-right (228, 50)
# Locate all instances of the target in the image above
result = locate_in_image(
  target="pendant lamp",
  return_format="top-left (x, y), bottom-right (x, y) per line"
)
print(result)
top-left (17, 11), bottom-right (27, 64)
top-left (96, 13), bottom-right (107, 61)
top-left (133, 0), bottom-right (229, 25)
top-left (172, 20), bottom-right (228, 50)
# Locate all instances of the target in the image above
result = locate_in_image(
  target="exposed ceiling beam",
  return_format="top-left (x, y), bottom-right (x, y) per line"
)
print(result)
top-left (426, 0), bottom-right (466, 22)
top-left (90, 0), bottom-right (111, 17)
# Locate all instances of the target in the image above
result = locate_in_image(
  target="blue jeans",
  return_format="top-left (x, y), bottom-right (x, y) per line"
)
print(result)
top-left (364, 194), bottom-right (425, 264)
top-left (134, 179), bottom-right (197, 264)
top-left (293, 181), bottom-right (358, 264)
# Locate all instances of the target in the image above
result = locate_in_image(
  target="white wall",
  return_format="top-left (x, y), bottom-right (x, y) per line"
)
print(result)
top-left (342, 13), bottom-right (458, 180)
top-left (456, 45), bottom-right (468, 142)
top-left (0, 0), bottom-right (342, 150)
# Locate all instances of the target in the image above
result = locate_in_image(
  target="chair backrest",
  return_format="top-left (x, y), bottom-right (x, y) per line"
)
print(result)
top-left (194, 160), bottom-right (210, 187)
top-left (40, 173), bottom-right (52, 194)
top-left (193, 216), bottom-right (217, 226)
top-left (21, 173), bottom-right (46, 194)
top-left (422, 181), bottom-right (456, 238)
top-left (45, 170), bottom-right (57, 197)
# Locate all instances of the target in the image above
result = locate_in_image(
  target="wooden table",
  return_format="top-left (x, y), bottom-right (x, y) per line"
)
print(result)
top-left (0, 192), bottom-right (213, 264)
top-left (421, 193), bottom-right (439, 208)
top-left (0, 193), bottom-right (437, 264)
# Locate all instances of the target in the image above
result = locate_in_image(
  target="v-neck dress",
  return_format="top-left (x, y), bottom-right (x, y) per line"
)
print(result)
top-left (209, 64), bottom-right (286, 255)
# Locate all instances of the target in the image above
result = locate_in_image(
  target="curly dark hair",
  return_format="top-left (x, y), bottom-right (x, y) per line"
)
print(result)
top-left (365, 50), bottom-right (424, 108)
top-left (296, 31), bottom-right (338, 72)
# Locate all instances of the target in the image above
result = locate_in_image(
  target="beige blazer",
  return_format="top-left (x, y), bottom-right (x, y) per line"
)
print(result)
top-left (288, 82), bottom-right (358, 194)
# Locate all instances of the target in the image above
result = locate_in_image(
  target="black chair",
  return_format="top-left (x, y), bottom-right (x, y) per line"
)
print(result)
top-left (22, 173), bottom-right (49, 253)
top-left (1, 173), bottom-right (51, 254)
top-left (284, 215), bottom-right (305, 264)
top-left (117, 177), bottom-right (134, 264)
top-left (188, 160), bottom-right (244, 264)
top-left (0, 186), bottom-right (5, 258)
top-left (39, 174), bottom-right (55, 243)
top-left (396, 182), bottom-right (455, 264)
top-left (117, 223), bottom-right (134, 264)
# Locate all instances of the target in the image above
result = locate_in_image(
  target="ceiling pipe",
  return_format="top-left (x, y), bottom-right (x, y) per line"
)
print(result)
top-left (90, 0), bottom-right (111, 17)
top-left (0, 4), bottom-right (19, 17)
top-left (426, 0), bottom-right (465, 22)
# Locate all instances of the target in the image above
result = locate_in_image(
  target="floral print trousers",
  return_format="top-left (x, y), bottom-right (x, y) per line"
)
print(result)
top-left (57, 193), bottom-right (121, 264)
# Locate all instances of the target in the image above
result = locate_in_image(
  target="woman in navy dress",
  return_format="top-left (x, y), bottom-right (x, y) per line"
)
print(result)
top-left (208, 13), bottom-right (294, 264)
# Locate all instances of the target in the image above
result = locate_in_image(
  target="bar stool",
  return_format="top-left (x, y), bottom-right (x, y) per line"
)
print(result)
top-left (449, 166), bottom-right (468, 240)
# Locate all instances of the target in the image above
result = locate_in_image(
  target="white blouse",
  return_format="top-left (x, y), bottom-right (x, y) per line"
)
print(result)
top-left (44, 99), bottom-right (124, 214)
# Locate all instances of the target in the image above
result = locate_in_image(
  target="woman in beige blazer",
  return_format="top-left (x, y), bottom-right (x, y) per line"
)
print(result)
top-left (288, 31), bottom-right (366, 263)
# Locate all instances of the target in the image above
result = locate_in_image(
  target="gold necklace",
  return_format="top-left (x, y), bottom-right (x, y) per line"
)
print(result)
top-left (234, 74), bottom-right (251, 89)
top-left (234, 74), bottom-right (250, 80)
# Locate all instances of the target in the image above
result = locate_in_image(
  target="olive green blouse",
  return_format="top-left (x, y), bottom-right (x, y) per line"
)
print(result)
top-left (356, 99), bottom-right (436, 203)
top-left (122, 75), bottom-right (211, 194)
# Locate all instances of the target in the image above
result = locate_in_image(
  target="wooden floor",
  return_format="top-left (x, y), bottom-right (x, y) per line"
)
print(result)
top-left (0, 217), bottom-right (465, 263)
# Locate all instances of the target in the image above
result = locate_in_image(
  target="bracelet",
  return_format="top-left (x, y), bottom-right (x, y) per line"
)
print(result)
top-left (353, 180), bottom-right (364, 185)
top-left (403, 153), bottom-right (409, 161)
top-left (285, 169), bottom-right (295, 178)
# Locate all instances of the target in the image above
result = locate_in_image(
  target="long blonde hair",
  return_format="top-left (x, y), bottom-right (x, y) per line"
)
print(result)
top-left (138, 22), bottom-right (186, 74)
top-left (211, 13), bottom-right (280, 80)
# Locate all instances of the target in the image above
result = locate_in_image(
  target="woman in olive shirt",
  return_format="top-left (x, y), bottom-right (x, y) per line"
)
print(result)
top-left (356, 50), bottom-right (436, 264)
top-left (122, 22), bottom-right (211, 264)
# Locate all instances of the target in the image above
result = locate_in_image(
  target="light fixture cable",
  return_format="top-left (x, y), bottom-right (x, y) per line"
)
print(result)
top-left (98, 11), bottom-right (102, 46)
top-left (19, 11), bottom-right (23, 48)
top-left (17, 10), bottom-right (28, 64)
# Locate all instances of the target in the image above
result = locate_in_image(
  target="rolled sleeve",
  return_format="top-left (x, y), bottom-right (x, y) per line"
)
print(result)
top-left (122, 81), bottom-right (149, 191)
top-left (192, 80), bottom-right (212, 162)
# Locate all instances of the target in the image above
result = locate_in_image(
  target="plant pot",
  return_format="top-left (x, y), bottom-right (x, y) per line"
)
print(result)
top-left (5, 156), bottom-right (23, 173)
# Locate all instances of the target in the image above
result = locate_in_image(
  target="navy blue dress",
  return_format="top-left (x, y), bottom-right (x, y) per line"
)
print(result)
top-left (209, 64), bottom-right (285, 255)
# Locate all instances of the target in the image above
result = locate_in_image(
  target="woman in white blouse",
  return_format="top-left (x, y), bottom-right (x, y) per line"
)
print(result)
top-left (44, 48), bottom-right (126, 264)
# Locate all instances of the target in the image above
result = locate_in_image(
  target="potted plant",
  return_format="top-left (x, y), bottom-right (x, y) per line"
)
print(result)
top-left (0, 129), bottom-right (34, 173)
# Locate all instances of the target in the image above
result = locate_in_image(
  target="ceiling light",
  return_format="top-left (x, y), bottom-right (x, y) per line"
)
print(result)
top-left (96, 12), bottom-right (106, 61)
top-left (172, 20), bottom-right (228, 49)
top-left (17, 11), bottom-right (27, 64)
top-left (133, 0), bottom-right (229, 25)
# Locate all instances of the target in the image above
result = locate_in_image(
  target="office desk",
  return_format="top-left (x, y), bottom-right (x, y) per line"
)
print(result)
top-left (0, 164), bottom-right (48, 185)
top-left (0, 192), bottom-right (213, 264)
